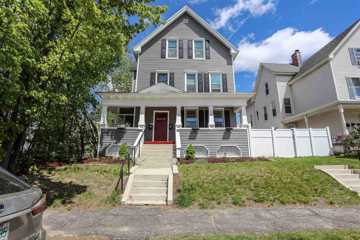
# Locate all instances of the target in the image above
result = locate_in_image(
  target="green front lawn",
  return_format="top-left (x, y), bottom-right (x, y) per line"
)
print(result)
top-left (155, 229), bottom-right (360, 240)
top-left (177, 157), bottom-right (360, 208)
top-left (28, 164), bottom-right (123, 210)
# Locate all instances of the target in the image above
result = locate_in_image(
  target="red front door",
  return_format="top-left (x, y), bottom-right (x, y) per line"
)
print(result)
top-left (154, 112), bottom-right (168, 141)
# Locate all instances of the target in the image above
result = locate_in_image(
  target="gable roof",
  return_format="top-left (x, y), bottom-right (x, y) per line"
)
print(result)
top-left (138, 83), bottom-right (183, 94)
top-left (262, 63), bottom-right (299, 74)
top-left (294, 19), bottom-right (360, 79)
top-left (133, 5), bottom-right (239, 58)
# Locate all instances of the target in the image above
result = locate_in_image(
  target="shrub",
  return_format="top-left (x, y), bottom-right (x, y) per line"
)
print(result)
top-left (118, 144), bottom-right (128, 160)
top-left (185, 144), bottom-right (195, 160)
top-left (343, 127), bottom-right (360, 158)
top-left (176, 193), bottom-right (193, 207)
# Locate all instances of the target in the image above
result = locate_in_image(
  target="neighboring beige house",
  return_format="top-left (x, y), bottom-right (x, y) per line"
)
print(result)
top-left (247, 19), bottom-right (360, 140)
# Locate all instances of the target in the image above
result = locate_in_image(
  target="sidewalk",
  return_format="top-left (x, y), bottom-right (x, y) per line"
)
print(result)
top-left (44, 206), bottom-right (360, 239)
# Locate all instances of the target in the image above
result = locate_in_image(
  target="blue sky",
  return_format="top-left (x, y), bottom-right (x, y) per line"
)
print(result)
top-left (129, 0), bottom-right (360, 93)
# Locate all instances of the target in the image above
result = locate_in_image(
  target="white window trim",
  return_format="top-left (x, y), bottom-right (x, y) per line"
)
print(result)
top-left (114, 107), bottom-right (136, 127)
top-left (184, 107), bottom-right (199, 128)
top-left (349, 77), bottom-right (360, 99)
top-left (156, 70), bottom-right (169, 85)
top-left (353, 48), bottom-right (360, 64)
top-left (193, 39), bottom-right (205, 60)
top-left (184, 71), bottom-right (198, 92)
top-left (213, 107), bottom-right (225, 128)
top-left (209, 72), bottom-right (223, 92)
top-left (166, 39), bottom-right (178, 59)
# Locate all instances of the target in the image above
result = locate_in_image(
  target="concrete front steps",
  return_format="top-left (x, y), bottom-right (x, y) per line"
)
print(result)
top-left (315, 165), bottom-right (360, 195)
top-left (122, 170), bottom-right (172, 205)
top-left (122, 144), bottom-right (175, 205)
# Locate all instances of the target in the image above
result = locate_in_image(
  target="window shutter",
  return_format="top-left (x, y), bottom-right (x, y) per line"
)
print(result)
top-left (349, 48), bottom-right (357, 65)
top-left (198, 73), bottom-right (203, 92)
top-left (150, 72), bottom-right (156, 86)
top-left (347, 78), bottom-right (355, 99)
top-left (188, 40), bottom-right (193, 59)
top-left (204, 73), bottom-right (210, 92)
top-left (205, 40), bottom-right (210, 59)
top-left (169, 72), bottom-right (175, 86)
top-left (161, 39), bottom-right (166, 58)
top-left (179, 40), bottom-right (184, 59)
top-left (222, 73), bottom-right (228, 92)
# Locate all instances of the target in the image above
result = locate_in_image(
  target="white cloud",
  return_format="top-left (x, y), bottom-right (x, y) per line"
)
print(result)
top-left (210, 0), bottom-right (276, 30)
top-left (234, 27), bottom-right (332, 73)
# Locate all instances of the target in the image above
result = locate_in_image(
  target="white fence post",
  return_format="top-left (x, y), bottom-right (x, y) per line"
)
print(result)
top-left (309, 128), bottom-right (314, 156)
top-left (326, 126), bottom-right (333, 154)
top-left (247, 126), bottom-right (252, 157)
top-left (271, 127), bottom-right (276, 157)
top-left (292, 128), bottom-right (298, 157)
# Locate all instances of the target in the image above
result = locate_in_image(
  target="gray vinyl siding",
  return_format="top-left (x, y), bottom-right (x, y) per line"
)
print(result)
top-left (145, 107), bottom-right (176, 141)
top-left (178, 128), bottom-right (249, 157)
top-left (100, 128), bottom-right (142, 155)
top-left (137, 12), bottom-right (234, 92)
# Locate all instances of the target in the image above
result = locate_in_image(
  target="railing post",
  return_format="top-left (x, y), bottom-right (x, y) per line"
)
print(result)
top-left (127, 153), bottom-right (130, 175)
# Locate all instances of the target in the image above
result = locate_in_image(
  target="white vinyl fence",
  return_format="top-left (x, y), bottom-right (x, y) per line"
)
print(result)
top-left (250, 127), bottom-right (332, 157)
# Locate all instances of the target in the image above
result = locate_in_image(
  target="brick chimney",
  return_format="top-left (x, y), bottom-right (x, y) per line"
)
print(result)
top-left (291, 50), bottom-right (302, 66)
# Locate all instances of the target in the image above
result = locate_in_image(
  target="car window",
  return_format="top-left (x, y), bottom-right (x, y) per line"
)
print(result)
top-left (0, 169), bottom-right (29, 195)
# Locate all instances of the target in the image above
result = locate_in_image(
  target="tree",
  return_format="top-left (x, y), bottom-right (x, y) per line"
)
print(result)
top-left (0, 0), bottom-right (165, 172)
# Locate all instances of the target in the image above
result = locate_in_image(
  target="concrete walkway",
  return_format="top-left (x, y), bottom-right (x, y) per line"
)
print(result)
top-left (44, 206), bottom-right (360, 239)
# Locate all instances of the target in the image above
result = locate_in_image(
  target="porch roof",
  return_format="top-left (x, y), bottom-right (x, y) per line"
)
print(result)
top-left (98, 91), bottom-right (251, 107)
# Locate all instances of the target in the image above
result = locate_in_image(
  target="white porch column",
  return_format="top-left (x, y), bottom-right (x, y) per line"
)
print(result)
top-left (338, 104), bottom-right (349, 135)
top-left (176, 106), bottom-right (182, 128)
top-left (100, 105), bottom-right (108, 127)
top-left (138, 105), bottom-right (145, 129)
top-left (241, 105), bottom-right (249, 126)
top-left (304, 115), bottom-right (309, 128)
top-left (208, 105), bottom-right (215, 128)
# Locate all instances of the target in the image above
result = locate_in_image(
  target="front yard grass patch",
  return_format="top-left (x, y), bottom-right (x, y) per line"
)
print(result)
top-left (177, 157), bottom-right (360, 208)
top-left (28, 164), bottom-right (123, 210)
top-left (154, 229), bottom-right (360, 240)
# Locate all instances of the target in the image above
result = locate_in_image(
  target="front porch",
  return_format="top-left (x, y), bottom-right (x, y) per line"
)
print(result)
top-left (97, 90), bottom-right (251, 158)
top-left (283, 101), bottom-right (360, 140)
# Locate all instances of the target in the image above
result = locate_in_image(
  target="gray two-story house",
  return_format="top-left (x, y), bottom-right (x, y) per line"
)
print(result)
top-left (98, 6), bottom-right (251, 159)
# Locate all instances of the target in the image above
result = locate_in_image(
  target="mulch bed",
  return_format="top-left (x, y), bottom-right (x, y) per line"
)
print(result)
top-left (178, 157), bottom-right (269, 164)
top-left (43, 157), bottom-right (123, 169)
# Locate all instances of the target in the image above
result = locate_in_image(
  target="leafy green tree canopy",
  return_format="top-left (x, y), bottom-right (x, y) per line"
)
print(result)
top-left (0, 0), bottom-right (165, 171)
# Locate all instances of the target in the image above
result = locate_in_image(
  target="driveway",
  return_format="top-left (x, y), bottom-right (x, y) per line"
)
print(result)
top-left (45, 206), bottom-right (360, 239)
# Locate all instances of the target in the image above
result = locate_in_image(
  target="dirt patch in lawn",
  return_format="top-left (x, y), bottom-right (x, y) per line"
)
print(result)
top-left (27, 164), bottom-right (124, 210)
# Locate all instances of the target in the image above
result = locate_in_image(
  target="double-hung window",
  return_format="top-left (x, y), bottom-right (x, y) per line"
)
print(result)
top-left (157, 71), bottom-right (169, 84)
top-left (352, 48), bottom-right (360, 64)
top-left (108, 107), bottom-right (135, 127)
top-left (210, 72), bottom-right (222, 92)
top-left (185, 109), bottom-right (198, 128)
top-left (263, 106), bottom-right (268, 121)
top-left (166, 39), bottom-right (178, 58)
top-left (193, 39), bottom-right (205, 59)
top-left (348, 78), bottom-right (360, 98)
top-left (185, 72), bottom-right (197, 92)
top-left (272, 101), bottom-right (277, 117)
top-left (214, 108), bottom-right (225, 128)
top-left (284, 98), bottom-right (292, 114)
